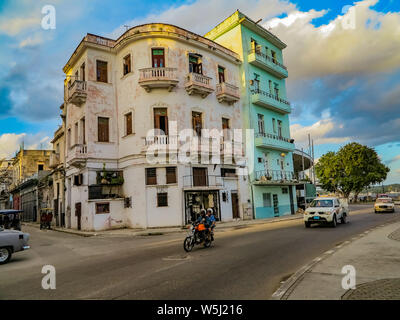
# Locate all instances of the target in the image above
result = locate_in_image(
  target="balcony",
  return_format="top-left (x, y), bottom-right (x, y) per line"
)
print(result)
top-left (96, 170), bottom-right (124, 185)
top-left (251, 89), bottom-right (291, 114)
top-left (254, 133), bottom-right (295, 152)
top-left (183, 175), bottom-right (224, 189)
top-left (49, 152), bottom-right (60, 169)
top-left (216, 82), bottom-right (240, 104)
top-left (248, 49), bottom-right (288, 79)
top-left (67, 80), bottom-right (87, 105)
top-left (185, 72), bottom-right (214, 98)
top-left (138, 67), bottom-right (178, 92)
top-left (67, 144), bottom-right (87, 166)
top-left (254, 170), bottom-right (295, 185)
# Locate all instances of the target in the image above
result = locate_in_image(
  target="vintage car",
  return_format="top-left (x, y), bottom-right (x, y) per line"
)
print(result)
top-left (0, 227), bottom-right (30, 264)
top-left (304, 196), bottom-right (349, 228)
top-left (374, 197), bottom-right (395, 213)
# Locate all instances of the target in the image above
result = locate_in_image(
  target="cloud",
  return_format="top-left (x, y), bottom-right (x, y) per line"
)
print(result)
top-left (290, 119), bottom-right (350, 148)
top-left (0, 16), bottom-right (40, 36)
top-left (109, 0), bottom-right (296, 38)
top-left (265, 0), bottom-right (400, 79)
top-left (386, 154), bottom-right (400, 165)
top-left (0, 133), bottom-right (51, 159)
top-left (18, 33), bottom-right (45, 48)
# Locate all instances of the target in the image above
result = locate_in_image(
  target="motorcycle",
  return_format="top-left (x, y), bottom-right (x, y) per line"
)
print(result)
top-left (183, 221), bottom-right (213, 252)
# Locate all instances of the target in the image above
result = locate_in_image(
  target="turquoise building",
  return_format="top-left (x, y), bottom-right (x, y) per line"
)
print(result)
top-left (206, 11), bottom-right (297, 218)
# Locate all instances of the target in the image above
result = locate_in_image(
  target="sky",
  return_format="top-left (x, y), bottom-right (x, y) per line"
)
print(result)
top-left (0, 0), bottom-right (399, 184)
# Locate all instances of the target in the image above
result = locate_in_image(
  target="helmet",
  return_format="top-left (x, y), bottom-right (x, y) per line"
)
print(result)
top-left (200, 209), bottom-right (206, 215)
top-left (207, 208), bottom-right (213, 214)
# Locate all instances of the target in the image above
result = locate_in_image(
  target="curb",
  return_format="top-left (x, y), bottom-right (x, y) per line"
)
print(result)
top-left (271, 217), bottom-right (400, 300)
top-left (22, 215), bottom-right (304, 237)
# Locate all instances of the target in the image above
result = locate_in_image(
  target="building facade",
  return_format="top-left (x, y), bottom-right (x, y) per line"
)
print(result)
top-left (206, 11), bottom-right (298, 218)
top-left (62, 23), bottom-right (250, 231)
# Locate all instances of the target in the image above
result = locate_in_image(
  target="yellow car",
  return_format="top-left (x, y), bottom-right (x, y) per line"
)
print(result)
top-left (374, 198), bottom-right (395, 213)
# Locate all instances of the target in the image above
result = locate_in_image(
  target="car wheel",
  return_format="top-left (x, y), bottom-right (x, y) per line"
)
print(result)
top-left (304, 222), bottom-right (311, 228)
top-left (341, 213), bottom-right (347, 224)
top-left (331, 215), bottom-right (337, 228)
top-left (0, 247), bottom-right (12, 265)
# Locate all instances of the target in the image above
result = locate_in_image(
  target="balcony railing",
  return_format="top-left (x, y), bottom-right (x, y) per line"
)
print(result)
top-left (216, 82), bottom-right (240, 104)
top-left (248, 49), bottom-right (288, 79)
top-left (255, 132), bottom-right (294, 152)
top-left (49, 152), bottom-right (60, 169)
top-left (183, 175), bottom-right (224, 188)
top-left (144, 135), bottom-right (178, 146)
top-left (251, 89), bottom-right (291, 114)
top-left (138, 67), bottom-right (178, 92)
top-left (254, 170), bottom-right (295, 183)
top-left (68, 144), bottom-right (87, 164)
top-left (185, 72), bottom-right (214, 98)
top-left (67, 80), bottom-right (87, 105)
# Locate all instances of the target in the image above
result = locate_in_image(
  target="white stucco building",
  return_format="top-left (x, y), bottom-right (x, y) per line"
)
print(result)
top-left (62, 23), bottom-right (251, 231)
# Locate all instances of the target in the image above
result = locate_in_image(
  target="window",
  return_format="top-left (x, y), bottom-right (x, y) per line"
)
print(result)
top-left (123, 54), bottom-right (131, 75)
top-left (146, 168), bottom-right (157, 185)
top-left (257, 114), bottom-right (265, 135)
top-left (96, 202), bottom-right (110, 214)
top-left (96, 60), bottom-right (108, 83)
top-left (56, 143), bottom-right (60, 154)
top-left (251, 38), bottom-right (260, 53)
top-left (274, 83), bottom-right (279, 98)
top-left (268, 80), bottom-right (272, 93)
top-left (221, 168), bottom-right (236, 177)
top-left (258, 157), bottom-right (263, 163)
top-left (218, 66), bottom-right (225, 83)
top-left (125, 112), bottom-right (133, 136)
top-left (157, 193), bottom-right (168, 207)
top-left (189, 53), bottom-right (202, 74)
top-left (271, 50), bottom-right (277, 63)
top-left (193, 167), bottom-right (207, 187)
top-left (263, 193), bottom-right (272, 207)
top-left (98, 117), bottom-right (109, 142)
top-left (166, 167), bottom-right (177, 184)
top-left (67, 128), bottom-right (71, 148)
top-left (222, 118), bottom-right (230, 140)
top-left (81, 117), bottom-right (86, 144)
top-left (38, 164), bottom-right (44, 171)
top-left (74, 174), bottom-right (83, 186)
top-left (75, 122), bottom-right (79, 145)
top-left (282, 187), bottom-right (288, 194)
top-left (152, 48), bottom-right (164, 68)
top-left (272, 118), bottom-right (277, 133)
top-left (80, 63), bottom-right (85, 81)
top-left (277, 120), bottom-right (283, 137)
top-left (154, 108), bottom-right (168, 135)
top-left (75, 70), bottom-right (79, 82)
top-left (192, 112), bottom-right (202, 136)
top-left (253, 74), bottom-right (260, 91)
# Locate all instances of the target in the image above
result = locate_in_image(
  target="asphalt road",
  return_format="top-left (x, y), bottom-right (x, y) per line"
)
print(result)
top-left (1, 204), bottom-right (399, 300)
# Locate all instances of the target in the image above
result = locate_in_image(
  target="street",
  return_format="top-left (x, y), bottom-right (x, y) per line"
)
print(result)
top-left (1, 204), bottom-right (399, 300)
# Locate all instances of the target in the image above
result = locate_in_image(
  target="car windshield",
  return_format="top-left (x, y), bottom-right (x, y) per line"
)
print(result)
top-left (377, 198), bottom-right (392, 203)
top-left (309, 199), bottom-right (334, 208)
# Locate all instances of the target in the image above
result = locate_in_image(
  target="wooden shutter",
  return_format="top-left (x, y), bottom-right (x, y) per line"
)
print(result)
top-left (166, 167), bottom-right (177, 184)
top-left (96, 60), bottom-right (108, 83)
top-left (126, 112), bottom-right (132, 135)
top-left (98, 117), bottom-right (109, 142)
top-left (146, 168), bottom-right (157, 185)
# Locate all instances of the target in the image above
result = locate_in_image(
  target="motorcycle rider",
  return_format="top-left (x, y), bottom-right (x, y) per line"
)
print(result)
top-left (196, 209), bottom-right (208, 241)
top-left (206, 208), bottom-right (216, 241)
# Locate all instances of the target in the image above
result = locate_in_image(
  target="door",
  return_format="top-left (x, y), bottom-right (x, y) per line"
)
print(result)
top-left (231, 192), bottom-right (239, 219)
top-left (154, 108), bottom-right (168, 135)
top-left (54, 199), bottom-right (59, 227)
top-left (273, 194), bottom-right (279, 216)
top-left (193, 167), bottom-right (208, 187)
top-left (75, 202), bottom-right (81, 230)
top-left (152, 48), bottom-right (165, 68)
top-left (289, 186), bottom-right (295, 215)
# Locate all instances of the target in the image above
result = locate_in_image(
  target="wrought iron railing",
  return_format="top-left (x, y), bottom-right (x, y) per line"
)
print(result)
top-left (251, 88), bottom-right (291, 106)
top-left (248, 49), bottom-right (287, 70)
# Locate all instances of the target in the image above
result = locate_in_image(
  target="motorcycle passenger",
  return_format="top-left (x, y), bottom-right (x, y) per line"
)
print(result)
top-left (196, 209), bottom-right (207, 241)
top-left (206, 208), bottom-right (216, 241)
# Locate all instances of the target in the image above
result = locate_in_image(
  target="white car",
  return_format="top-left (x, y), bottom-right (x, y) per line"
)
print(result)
top-left (374, 198), bottom-right (395, 213)
top-left (304, 197), bottom-right (349, 228)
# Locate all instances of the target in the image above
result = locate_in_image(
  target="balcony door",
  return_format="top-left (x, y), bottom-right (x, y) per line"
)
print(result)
top-left (154, 108), bottom-right (168, 135)
top-left (152, 49), bottom-right (165, 68)
top-left (193, 167), bottom-right (208, 187)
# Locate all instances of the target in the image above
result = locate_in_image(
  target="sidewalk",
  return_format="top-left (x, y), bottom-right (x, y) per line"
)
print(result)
top-left (22, 213), bottom-right (303, 237)
top-left (275, 220), bottom-right (400, 300)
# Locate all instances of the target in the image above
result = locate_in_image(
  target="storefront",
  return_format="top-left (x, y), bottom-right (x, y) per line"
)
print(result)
top-left (184, 190), bottom-right (221, 224)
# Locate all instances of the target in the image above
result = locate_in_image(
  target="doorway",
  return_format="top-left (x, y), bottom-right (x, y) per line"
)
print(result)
top-left (231, 192), bottom-right (239, 219)
top-left (273, 194), bottom-right (279, 217)
top-left (289, 186), bottom-right (295, 215)
top-left (75, 202), bottom-right (81, 230)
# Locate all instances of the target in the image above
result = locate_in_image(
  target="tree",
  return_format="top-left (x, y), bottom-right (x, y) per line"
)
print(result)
top-left (315, 142), bottom-right (389, 199)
